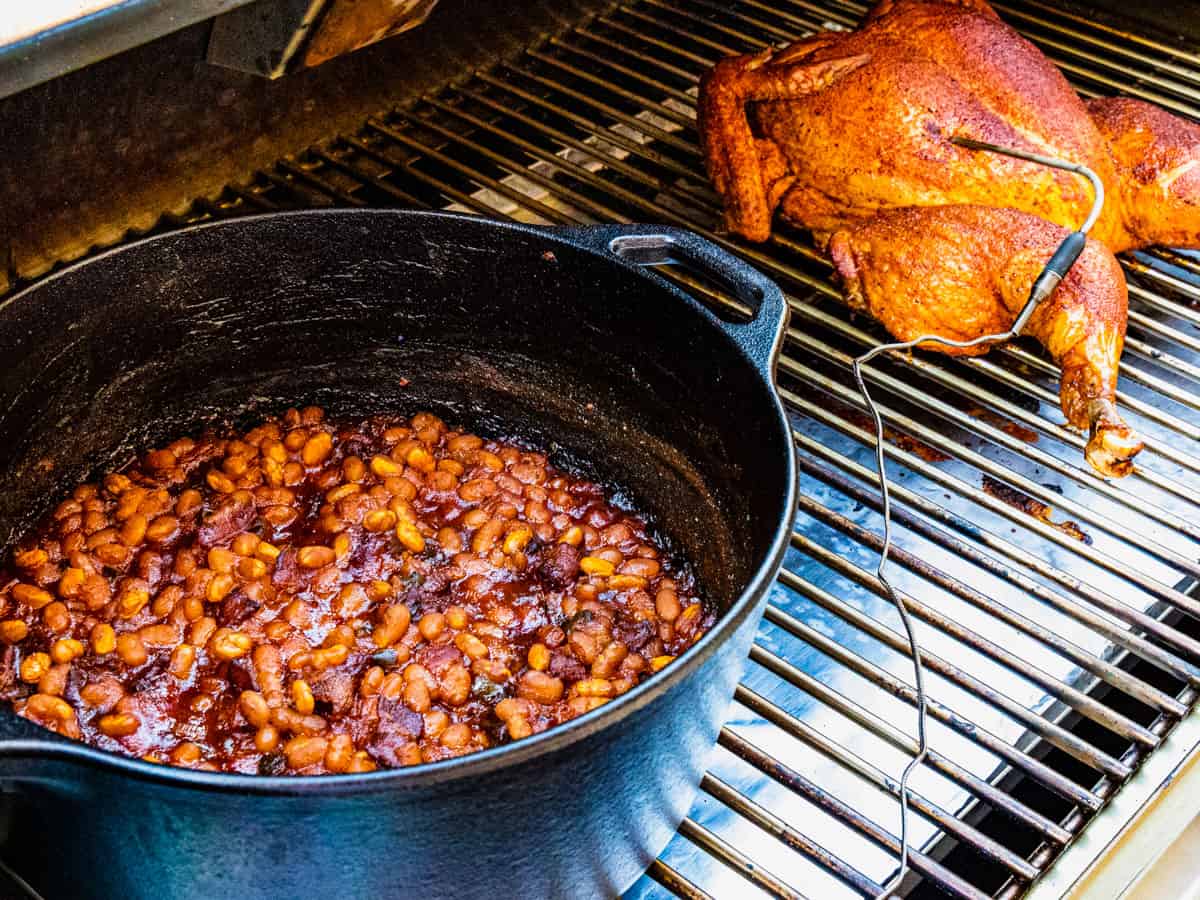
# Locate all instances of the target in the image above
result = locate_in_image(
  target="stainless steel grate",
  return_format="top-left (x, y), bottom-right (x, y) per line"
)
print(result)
top-left (9, 1), bottom-right (1200, 897)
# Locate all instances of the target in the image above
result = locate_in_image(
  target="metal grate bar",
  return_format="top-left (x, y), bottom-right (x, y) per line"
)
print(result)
top-left (274, 158), bottom-right (365, 207)
top-left (723, 697), bottom-right (1042, 880)
top-left (648, 864), bottom-right (710, 900)
top-left (779, 357), bottom-right (1200, 586)
top-left (768, 566), bottom-right (1137, 776)
top-left (546, 38), bottom-right (698, 104)
top-left (794, 450), bottom-right (1200, 692)
top-left (701, 773), bottom-right (887, 895)
top-left (748, 635), bottom-right (1105, 808)
top-left (523, 49), bottom-right (697, 128)
top-left (785, 327), bottom-right (1200, 542)
top-left (731, 680), bottom-right (1076, 841)
top-left (661, 0), bottom-right (804, 44)
top-left (795, 493), bottom-right (1186, 716)
top-left (787, 529), bottom-right (1159, 751)
top-left (429, 89), bottom-right (714, 206)
top-left (647, 861), bottom-right (716, 900)
top-left (982, 4), bottom-right (1200, 84)
top-left (718, 727), bottom-right (992, 899)
top-left (594, 13), bottom-right (725, 67)
top-left (493, 64), bottom-right (698, 152)
top-left (676, 818), bottom-right (807, 900)
top-left (468, 71), bottom-right (703, 182)
top-left (1126, 267), bottom-right (1200, 313)
top-left (781, 382), bottom-right (1199, 612)
top-left (1002, 0), bottom-right (1200, 64)
top-left (790, 428), bottom-right (1200, 666)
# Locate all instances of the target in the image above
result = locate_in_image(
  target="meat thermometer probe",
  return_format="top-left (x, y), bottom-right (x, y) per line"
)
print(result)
top-left (855, 137), bottom-right (1104, 899)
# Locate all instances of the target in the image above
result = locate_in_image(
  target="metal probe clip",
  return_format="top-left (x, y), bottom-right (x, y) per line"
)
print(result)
top-left (858, 138), bottom-right (1105, 899)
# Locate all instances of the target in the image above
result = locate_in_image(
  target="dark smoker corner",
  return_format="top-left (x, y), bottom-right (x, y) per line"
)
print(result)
top-left (1070, 0), bottom-right (1200, 42)
top-left (0, 0), bottom-right (605, 294)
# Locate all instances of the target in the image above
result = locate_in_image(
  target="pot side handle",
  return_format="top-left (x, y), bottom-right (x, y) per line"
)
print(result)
top-left (551, 225), bottom-right (789, 374)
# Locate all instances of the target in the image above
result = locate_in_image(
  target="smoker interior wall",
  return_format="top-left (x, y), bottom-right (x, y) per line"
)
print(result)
top-left (1068, 0), bottom-right (1200, 43)
top-left (0, 0), bottom-right (605, 292)
top-left (0, 0), bottom-right (1193, 295)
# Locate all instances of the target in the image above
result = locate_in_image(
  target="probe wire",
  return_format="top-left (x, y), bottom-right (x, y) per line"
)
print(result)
top-left (864, 138), bottom-right (1104, 899)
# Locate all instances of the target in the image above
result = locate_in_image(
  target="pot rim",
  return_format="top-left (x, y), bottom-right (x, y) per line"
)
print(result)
top-left (0, 208), bottom-right (798, 795)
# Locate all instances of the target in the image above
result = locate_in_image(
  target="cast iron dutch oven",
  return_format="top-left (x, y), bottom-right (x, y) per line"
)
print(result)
top-left (0, 210), bottom-right (795, 900)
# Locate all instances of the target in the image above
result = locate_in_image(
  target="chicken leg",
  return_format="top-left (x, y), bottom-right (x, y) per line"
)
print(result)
top-left (828, 206), bottom-right (1144, 477)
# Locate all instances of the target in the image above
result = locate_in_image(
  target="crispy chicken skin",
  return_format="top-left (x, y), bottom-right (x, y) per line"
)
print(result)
top-left (1088, 97), bottom-right (1200, 250)
top-left (698, 0), bottom-right (1200, 476)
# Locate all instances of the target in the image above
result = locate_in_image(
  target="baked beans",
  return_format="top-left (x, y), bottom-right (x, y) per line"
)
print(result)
top-left (0, 409), bottom-right (712, 774)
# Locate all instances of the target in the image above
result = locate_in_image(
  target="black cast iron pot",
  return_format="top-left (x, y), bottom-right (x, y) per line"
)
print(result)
top-left (0, 211), bottom-right (795, 900)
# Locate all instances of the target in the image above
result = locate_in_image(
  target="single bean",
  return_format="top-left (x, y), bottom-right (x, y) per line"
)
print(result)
top-left (440, 723), bottom-right (472, 750)
top-left (324, 734), bottom-right (354, 773)
top-left (373, 604), bottom-right (411, 648)
top-left (12, 583), bottom-right (53, 609)
top-left (655, 589), bottom-right (681, 622)
top-left (291, 679), bottom-right (315, 715)
top-left (417, 613), bottom-right (445, 642)
top-left (42, 602), bottom-right (72, 633)
top-left (439, 663), bottom-right (472, 706)
top-left (0, 620), bottom-right (28, 644)
top-left (471, 518), bottom-right (504, 555)
top-left (572, 678), bottom-right (614, 698)
top-left (255, 725), bottom-right (280, 753)
top-left (50, 638), bottom-right (84, 664)
top-left (284, 736), bottom-right (328, 769)
top-left (145, 516), bottom-right (180, 543)
top-left (395, 521), bottom-right (425, 554)
top-left (169, 644), bottom-right (196, 680)
top-left (72, 681), bottom-right (118, 721)
top-left (297, 546), bottom-right (336, 569)
top-left (209, 628), bottom-right (253, 660)
top-left (301, 432), bottom-right (333, 467)
top-left (116, 634), bottom-right (148, 666)
top-left (579, 556), bottom-right (614, 577)
top-left (517, 670), bottom-right (564, 705)
top-left (370, 455), bottom-right (402, 478)
top-left (98, 712), bottom-right (140, 738)
top-left (171, 742), bottom-right (203, 765)
top-left (19, 652), bottom-right (51, 683)
top-left (139, 624), bottom-right (179, 647)
top-left (38, 663), bottom-right (70, 697)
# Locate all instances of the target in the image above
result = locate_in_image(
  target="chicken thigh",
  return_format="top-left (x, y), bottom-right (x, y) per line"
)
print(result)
top-left (698, 0), bottom-right (1200, 476)
top-left (829, 206), bottom-right (1141, 476)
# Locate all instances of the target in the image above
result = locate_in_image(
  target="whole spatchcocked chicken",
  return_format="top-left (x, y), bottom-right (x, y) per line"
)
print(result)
top-left (698, 0), bottom-right (1200, 477)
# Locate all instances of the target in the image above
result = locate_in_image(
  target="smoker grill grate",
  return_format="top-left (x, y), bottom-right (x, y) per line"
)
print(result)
top-left (8, 2), bottom-right (1200, 897)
